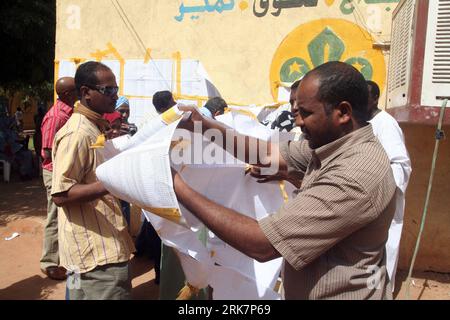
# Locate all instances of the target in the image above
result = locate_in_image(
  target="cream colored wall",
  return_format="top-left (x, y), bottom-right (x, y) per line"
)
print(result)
top-left (56, 0), bottom-right (398, 105)
top-left (398, 123), bottom-right (450, 272)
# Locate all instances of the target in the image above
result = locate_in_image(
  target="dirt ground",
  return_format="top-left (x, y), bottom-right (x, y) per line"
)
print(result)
top-left (0, 175), bottom-right (158, 300)
top-left (0, 175), bottom-right (449, 300)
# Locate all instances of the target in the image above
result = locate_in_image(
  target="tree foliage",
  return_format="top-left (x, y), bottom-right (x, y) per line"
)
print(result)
top-left (0, 0), bottom-right (55, 102)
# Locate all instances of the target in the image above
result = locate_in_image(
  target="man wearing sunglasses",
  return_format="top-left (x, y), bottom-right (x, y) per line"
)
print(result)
top-left (51, 61), bottom-right (135, 300)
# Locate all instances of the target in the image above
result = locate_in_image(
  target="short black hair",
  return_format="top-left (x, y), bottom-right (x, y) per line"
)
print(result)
top-left (305, 61), bottom-right (369, 125)
top-left (74, 61), bottom-right (111, 97)
top-left (291, 79), bottom-right (301, 90)
top-left (366, 80), bottom-right (380, 99)
top-left (204, 97), bottom-right (227, 115)
top-left (152, 91), bottom-right (174, 113)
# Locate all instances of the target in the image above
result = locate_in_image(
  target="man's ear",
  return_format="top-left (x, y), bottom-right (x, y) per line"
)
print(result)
top-left (80, 86), bottom-right (90, 100)
top-left (335, 101), bottom-right (352, 124)
top-left (214, 111), bottom-right (221, 117)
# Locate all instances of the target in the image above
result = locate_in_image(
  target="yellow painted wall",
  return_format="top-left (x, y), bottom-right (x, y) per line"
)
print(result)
top-left (56, 0), bottom-right (398, 105)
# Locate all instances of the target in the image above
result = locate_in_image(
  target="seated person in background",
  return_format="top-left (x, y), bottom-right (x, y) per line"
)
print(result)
top-left (15, 107), bottom-right (24, 132)
top-left (199, 97), bottom-right (227, 119)
top-left (115, 96), bottom-right (137, 136)
top-left (0, 110), bottom-right (33, 180)
top-left (152, 91), bottom-right (176, 114)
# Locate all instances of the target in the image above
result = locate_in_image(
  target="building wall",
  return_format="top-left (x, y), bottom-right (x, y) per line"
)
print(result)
top-left (57, 1), bottom-right (450, 273)
top-left (398, 123), bottom-right (450, 272)
top-left (56, 0), bottom-right (398, 104)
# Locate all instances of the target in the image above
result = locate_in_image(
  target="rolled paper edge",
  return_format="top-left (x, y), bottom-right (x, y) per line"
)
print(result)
top-left (142, 206), bottom-right (186, 226)
top-left (161, 106), bottom-right (183, 125)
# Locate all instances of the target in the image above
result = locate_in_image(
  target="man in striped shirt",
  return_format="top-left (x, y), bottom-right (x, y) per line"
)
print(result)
top-left (174, 62), bottom-right (397, 299)
top-left (51, 62), bottom-right (134, 299)
top-left (40, 77), bottom-right (77, 280)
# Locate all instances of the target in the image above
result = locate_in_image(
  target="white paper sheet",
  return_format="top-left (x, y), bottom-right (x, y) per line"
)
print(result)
top-left (123, 59), bottom-right (173, 96)
top-left (128, 98), bottom-right (159, 128)
top-left (100, 134), bottom-right (132, 161)
top-left (210, 265), bottom-right (281, 300)
top-left (58, 61), bottom-right (77, 78)
top-left (96, 119), bottom-right (185, 225)
top-left (277, 85), bottom-right (291, 103)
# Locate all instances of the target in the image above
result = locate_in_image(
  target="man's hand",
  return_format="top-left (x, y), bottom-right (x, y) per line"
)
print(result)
top-left (177, 105), bottom-right (205, 132)
top-left (120, 123), bottom-right (130, 135)
top-left (178, 105), bottom-right (204, 121)
top-left (247, 165), bottom-right (288, 183)
top-left (247, 165), bottom-right (302, 188)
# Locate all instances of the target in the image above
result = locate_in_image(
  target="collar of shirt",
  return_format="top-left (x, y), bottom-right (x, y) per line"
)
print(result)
top-left (312, 124), bottom-right (374, 168)
top-left (73, 101), bottom-right (109, 132)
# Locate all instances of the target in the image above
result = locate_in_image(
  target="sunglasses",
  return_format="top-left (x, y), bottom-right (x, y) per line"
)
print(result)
top-left (87, 85), bottom-right (119, 97)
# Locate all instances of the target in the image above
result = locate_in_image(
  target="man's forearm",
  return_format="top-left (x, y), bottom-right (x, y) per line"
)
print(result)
top-left (52, 181), bottom-right (109, 207)
top-left (185, 116), bottom-right (283, 169)
top-left (174, 173), bottom-right (280, 262)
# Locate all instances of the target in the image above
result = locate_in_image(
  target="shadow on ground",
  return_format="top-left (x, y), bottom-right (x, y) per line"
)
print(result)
top-left (0, 256), bottom-right (160, 300)
top-left (394, 269), bottom-right (450, 300)
top-left (0, 275), bottom-right (61, 300)
top-left (130, 255), bottom-right (160, 300)
top-left (0, 176), bottom-right (47, 226)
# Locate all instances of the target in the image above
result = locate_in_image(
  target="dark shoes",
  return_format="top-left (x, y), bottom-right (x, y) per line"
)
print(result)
top-left (43, 266), bottom-right (67, 281)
